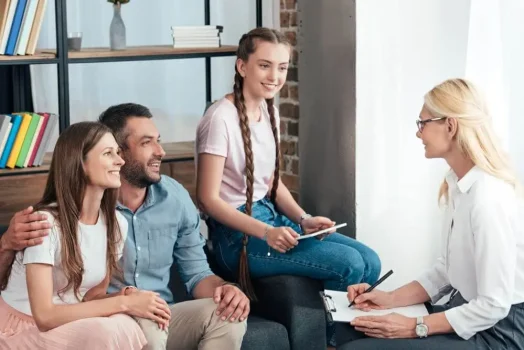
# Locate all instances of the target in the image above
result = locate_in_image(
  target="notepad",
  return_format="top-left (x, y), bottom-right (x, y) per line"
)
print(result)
top-left (320, 290), bottom-right (429, 322)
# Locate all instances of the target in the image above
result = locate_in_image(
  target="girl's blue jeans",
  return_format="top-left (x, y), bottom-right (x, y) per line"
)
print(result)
top-left (208, 197), bottom-right (382, 292)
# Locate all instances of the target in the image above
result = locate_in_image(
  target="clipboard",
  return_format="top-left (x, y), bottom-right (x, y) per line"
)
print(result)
top-left (320, 291), bottom-right (337, 322)
top-left (320, 290), bottom-right (429, 322)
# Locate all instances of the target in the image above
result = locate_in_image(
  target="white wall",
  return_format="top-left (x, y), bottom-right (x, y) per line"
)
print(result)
top-left (356, 0), bottom-right (524, 291)
top-left (499, 0), bottom-right (524, 182)
top-left (31, 0), bottom-right (278, 150)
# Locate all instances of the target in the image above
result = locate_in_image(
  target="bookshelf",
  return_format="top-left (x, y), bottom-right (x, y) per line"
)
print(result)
top-left (0, 0), bottom-right (263, 177)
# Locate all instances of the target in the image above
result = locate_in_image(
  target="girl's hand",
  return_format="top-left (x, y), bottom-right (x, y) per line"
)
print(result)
top-left (266, 226), bottom-right (299, 253)
top-left (301, 216), bottom-right (336, 240)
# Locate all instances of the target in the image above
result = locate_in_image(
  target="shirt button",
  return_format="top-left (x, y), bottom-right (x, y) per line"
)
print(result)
top-left (135, 273), bottom-right (139, 278)
top-left (133, 216), bottom-right (137, 221)
top-left (137, 246), bottom-right (141, 251)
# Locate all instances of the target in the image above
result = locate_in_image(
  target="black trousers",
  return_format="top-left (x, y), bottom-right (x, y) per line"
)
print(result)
top-left (337, 293), bottom-right (524, 350)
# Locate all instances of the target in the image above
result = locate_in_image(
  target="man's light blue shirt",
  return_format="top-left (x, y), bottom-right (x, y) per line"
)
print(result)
top-left (108, 175), bottom-right (213, 304)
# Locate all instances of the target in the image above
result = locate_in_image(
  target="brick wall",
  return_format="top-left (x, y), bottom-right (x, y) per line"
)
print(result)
top-left (279, 0), bottom-right (300, 201)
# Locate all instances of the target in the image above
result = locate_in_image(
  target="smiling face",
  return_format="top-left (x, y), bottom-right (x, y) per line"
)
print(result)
top-left (416, 105), bottom-right (455, 159)
top-left (83, 132), bottom-right (124, 189)
top-left (236, 40), bottom-right (290, 100)
top-left (119, 117), bottom-right (166, 188)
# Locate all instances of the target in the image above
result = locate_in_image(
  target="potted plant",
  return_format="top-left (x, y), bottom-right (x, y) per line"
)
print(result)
top-left (107, 0), bottom-right (130, 50)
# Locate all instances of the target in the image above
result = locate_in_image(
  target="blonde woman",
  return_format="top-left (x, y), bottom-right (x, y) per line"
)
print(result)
top-left (338, 78), bottom-right (524, 349)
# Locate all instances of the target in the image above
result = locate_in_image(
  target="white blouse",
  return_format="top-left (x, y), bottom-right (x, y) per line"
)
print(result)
top-left (417, 166), bottom-right (524, 340)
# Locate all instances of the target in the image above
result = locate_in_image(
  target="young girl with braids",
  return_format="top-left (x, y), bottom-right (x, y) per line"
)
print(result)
top-left (196, 27), bottom-right (381, 343)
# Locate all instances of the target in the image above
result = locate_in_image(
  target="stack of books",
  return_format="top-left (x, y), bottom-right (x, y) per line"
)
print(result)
top-left (0, 113), bottom-right (58, 169)
top-left (171, 25), bottom-right (223, 49)
top-left (0, 0), bottom-right (48, 56)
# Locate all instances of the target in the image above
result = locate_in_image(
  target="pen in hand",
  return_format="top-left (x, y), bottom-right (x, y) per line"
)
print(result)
top-left (348, 269), bottom-right (394, 308)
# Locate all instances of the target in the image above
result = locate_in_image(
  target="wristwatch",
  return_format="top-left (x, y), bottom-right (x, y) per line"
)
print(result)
top-left (299, 213), bottom-right (312, 230)
top-left (415, 316), bottom-right (428, 338)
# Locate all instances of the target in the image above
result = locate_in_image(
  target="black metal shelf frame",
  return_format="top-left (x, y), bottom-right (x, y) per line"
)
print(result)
top-left (3, 0), bottom-right (263, 135)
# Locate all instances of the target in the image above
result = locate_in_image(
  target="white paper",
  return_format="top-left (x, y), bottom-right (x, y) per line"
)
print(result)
top-left (323, 290), bottom-right (429, 322)
top-left (297, 223), bottom-right (347, 240)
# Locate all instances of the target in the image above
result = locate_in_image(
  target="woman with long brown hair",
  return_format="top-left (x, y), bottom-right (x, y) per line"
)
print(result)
top-left (196, 27), bottom-right (381, 346)
top-left (0, 122), bottom-right (170, 349)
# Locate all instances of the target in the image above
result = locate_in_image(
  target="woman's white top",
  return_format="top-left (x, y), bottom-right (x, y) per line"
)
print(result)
top-left (2, 210), bottom-right (128, 315)
top-left (417, 166), bottom-right (524, 340)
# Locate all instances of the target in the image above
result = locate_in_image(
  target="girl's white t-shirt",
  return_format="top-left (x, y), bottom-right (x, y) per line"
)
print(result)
top-left (1, 210), bottom-right (128, 315)
top-left (196, 97), bottom-right (280, 209)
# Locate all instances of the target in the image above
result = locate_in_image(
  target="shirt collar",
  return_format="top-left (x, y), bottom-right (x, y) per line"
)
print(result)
top-left (116, 186), bottom-right (156, 211)
top-left (446, 166), bottom-right (482, 194)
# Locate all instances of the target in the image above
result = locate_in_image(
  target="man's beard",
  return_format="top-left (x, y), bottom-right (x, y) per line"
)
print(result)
top-left (120, 156), bottom-right (161, 188)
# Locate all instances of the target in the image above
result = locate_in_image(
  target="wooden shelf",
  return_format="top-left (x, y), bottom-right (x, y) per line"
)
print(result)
top-left (0, 141), bottom-right (195, 177)
top-left (38, 45), bottom-right (238, 64)
top-left (0, 50), bottom-right (58, 65)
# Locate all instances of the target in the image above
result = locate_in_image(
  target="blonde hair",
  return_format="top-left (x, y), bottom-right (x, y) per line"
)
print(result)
top-left (423, 78), bottom-right (520, 204)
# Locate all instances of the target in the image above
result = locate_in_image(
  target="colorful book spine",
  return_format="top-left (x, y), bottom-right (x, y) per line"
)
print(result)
top-left (4, 0), bottom-right (27, 56)
top-left (0, 115), bottom-right (12, 156)
top-left (5, 112), bottom-right (31, 168)
top-left (27, 112), bottom-right (48, 166)
top-left (25, 0), bottom-right (46, 55)
top-left (0, 0), bottom-right (17, 54)
top-left (0, 123), bottom-right (13, 157)
top-left (33, 113), bottom-right (57, 166)
top-left (0, 0), bottom-right (13, 53)
top-left (15, 0), bottom-right (39, 55)
top-left (16, 112), bottom-right (40, 167)
top-left (0, 115), bottom-right (22, 168)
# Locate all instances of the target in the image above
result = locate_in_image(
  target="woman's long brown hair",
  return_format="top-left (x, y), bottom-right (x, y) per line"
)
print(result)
top-left (1, 122), bottom-right (122, 301)
top-left (233, 27), bottom-right (290, 300)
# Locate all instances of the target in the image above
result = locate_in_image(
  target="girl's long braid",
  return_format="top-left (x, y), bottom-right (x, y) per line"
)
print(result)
top-left (234, 69), bottom-right (257, 301)
top-left (266, 97), bottom-right (281, 203)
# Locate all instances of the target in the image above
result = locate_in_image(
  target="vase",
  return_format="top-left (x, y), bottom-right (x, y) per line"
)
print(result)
top-left (110, 3), bottom-right (126, 51)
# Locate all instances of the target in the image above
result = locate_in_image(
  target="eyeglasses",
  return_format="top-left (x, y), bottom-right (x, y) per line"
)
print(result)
top-left (416, 117), bottom-right (447, 132)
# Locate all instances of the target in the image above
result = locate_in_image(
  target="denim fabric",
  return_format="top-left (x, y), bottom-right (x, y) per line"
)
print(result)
top-left (209, 197), bottom-right (382, 290)
top-left (209, 198), bottom-right (381, 347)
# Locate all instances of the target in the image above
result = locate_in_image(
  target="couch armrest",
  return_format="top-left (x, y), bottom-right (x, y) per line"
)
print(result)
top-left (251, 275), bottom-right (326, 350)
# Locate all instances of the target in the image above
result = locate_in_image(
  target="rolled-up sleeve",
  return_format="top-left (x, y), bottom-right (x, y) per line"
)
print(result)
top-left (416, 256), bottom-right (453, 303)
top-left (445, 199), bottom-right (515, 340)
top-left (173, 191), bottom-right (214, 295)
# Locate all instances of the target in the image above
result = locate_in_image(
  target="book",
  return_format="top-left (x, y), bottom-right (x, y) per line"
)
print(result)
top-left (33, 113), bottom-right (57, 166)
top-left (0, 0), bottom-right (17, 54)
top-left (12, 0), bottom-right (30, 54)
top-left (171, 25), bottom-right (223, 32)
top-left (172, 30), bottom-right (220, 37)
top-left (5, 112), bottom-right (30, 168)
top-left (27, 112), bottom-right (48, 166)
top-left (0, 115), bottom-right (12, 156)
top-left (320, 290), bottom-right (429, 323)
top-left (0, 114), bottom-right (22, 168)
top-left (16, 112), bottom-right (40, 167)
top-left (0, 123), bottom-right (12, 157)
top-left (15, 0), bottom-right (38, 55)
top-left (24, 0), bottom-right (45, 55)
top-left (0, 0), bottom-right (12, 52)
top-left (173, 37), bottom-right (220, 44)
top-left (4, 0), bottom-right (27, 56)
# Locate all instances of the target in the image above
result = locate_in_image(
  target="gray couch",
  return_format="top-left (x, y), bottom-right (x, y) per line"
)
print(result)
top-left (0, 226), bottom-right (327, 350)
